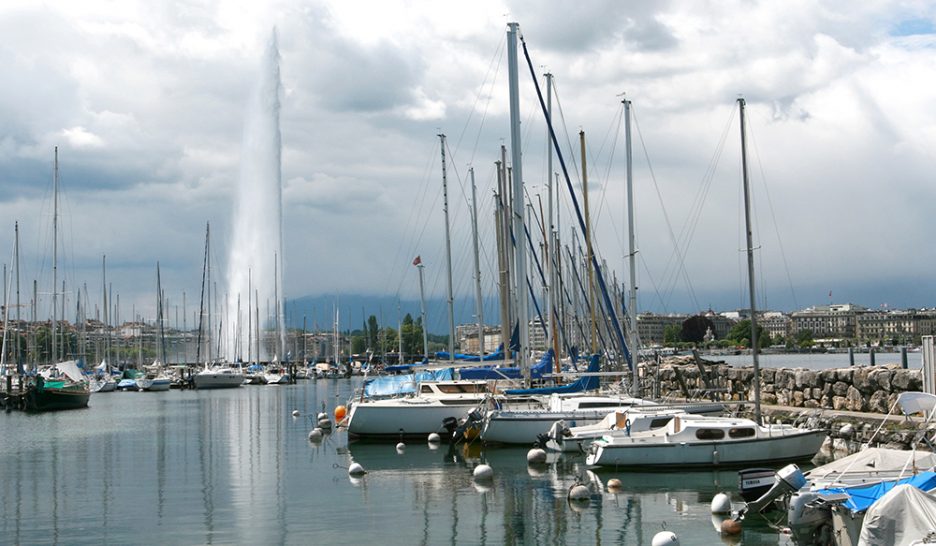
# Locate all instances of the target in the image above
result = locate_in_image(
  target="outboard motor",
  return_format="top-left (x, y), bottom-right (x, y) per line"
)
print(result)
top-left (442, 416), bottom-right (459, 438)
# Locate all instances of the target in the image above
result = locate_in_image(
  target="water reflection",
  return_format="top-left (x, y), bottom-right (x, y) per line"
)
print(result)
top-left (0, 380), bottom-right (789, 545)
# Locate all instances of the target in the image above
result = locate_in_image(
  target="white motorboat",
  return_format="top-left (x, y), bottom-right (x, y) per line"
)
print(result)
top-left (347, 380), bottom-right (512, 440)
top-left (545, 408), bottom-right (689, 453)
top-left (479, 392), bottom-right (724, 445)
top-left (585, 413), bottom-right (826, 469)
top-left (137, 375), bottom-right (172, 392)
top-left (193, 365), bottom-right (245, 389)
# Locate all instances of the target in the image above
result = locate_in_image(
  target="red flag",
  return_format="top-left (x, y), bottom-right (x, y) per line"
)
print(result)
top-left (412, 255), bottom-right (422, 266)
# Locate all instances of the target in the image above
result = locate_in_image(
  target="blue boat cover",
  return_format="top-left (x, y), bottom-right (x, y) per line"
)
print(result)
top-left (503, 354), bottom-right (601, 395)
top-left (434, 347), bottom-right (507, 362)
top-left (458, 349), bottom-right (554, 380)
top-left (363, 368), bottom-right (455, 397)
top-left (383, 364), bottom-right (415, 374)
top-left (816, 471), bottom-right (936, 512)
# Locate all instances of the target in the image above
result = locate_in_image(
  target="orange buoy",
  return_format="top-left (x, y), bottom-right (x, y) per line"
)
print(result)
top-left (334, 405), bottom-right (347, 421)
top-left (720, 518), bottom-right (742, 536)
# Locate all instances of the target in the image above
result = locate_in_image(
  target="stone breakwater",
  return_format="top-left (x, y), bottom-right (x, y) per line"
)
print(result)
top-left (646, 357), bottom-right (931, 452)
top-left (648, 356), bottom-right (921, 412)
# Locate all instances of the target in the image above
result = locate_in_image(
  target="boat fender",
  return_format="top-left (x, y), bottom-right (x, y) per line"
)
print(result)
top-left (527, 447), bottom-right (547, 464)
top-left (427, 432), bottom-right (441, 443)
top-left (711, 493), bottom-right (731, 515)
top-left (473, 464), bottom-right (494, 482)
top-left (651, 531), bottom-right (679, 545)
top-left (607, 478), bottom-right (623, 492)
top-left (292, 409), bottom-right (300, 417)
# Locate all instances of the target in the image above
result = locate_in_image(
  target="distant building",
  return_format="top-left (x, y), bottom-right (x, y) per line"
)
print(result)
top-left (759, 311), bottom-right (791, 341)
top-left (456, 323), bottom-right (502, 353)
top-left (790, 303), bottom-right (868, 339)
top-left (856, 308), bottom-right (936, 344)
top-left (636, 312), bottom-right (688, 344)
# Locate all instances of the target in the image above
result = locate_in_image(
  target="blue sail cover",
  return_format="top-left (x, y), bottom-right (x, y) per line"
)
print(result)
top-left (362, 368), bottom-right (455, 397)
top-left (503, 354), bottom-right (601, 395)
top-left (457, 349), bottom-right (554, 380)
top-left (434, 347), bottom-right (506, 362)
top-left (816, 471), bottom-right (936, 513)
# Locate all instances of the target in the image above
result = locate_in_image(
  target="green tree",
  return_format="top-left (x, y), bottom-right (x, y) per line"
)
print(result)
top-left (367, 315), bottom-right (379, 350)
top-left (795, 329), bottom-right (814, 349)
top-left (663, 324), bottom-right (681, 344)
top-left (725, 319), bottom-right (769, 349)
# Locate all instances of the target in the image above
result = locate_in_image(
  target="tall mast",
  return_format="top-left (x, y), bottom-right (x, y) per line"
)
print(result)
top-left (416, 261), bottom-right (429, 361)
top-left (438, 134), bottom-right (455, 363)
top-left (247, 269), bottom-right (252, 363)
top-left (507, 22), bottom-right (529, 378)
top-left (52, 147), bottom-right (59, 363)
top-left (545, 72), bottom-right (560, 370)
top-left (495, 150), bottom-right (511, 357)
top-left (580, 131), bottom-right (597, 355)
top-left (624, 99), bottom-right (639, 394)
top-left (14, 222), bottom-right (20, 368)
top-left (468, 166), bottom-right (485, 357)
top-left (738, 97), bottom-right (762, 425)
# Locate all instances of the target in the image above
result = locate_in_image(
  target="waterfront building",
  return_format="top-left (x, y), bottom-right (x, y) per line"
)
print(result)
top-left (636, 312), bottom-right (689, 344)
top-left (759, 311), bottom-right (791, 341)
top-left (855, 308), bottom-right (936, 344)
top-left (790, 303), bottom-right (868, 339)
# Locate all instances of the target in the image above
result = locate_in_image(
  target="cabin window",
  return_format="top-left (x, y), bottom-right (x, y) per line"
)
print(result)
top-left (728, 427), bottom-right (756, 438)
top-left (650, 418), bottom-right (673, 429)
top-left (436, 385), bottom-right (463, 393)
top-left (421, 385), bottom-right (434, 394)
top-left (695, 428), bottom-right (725, 440)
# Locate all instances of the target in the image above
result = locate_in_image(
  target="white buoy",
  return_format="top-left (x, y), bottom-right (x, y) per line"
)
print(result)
top-left (473, 464), bottom-right (493, 481)
top-left (651, 531), bottom-right (679, 546)
top-left (348, 462), bottom-right (366, 476)
top-left (292, 409), bottom-right (300, 417)
top-left (427, 432), bottom-right (441, 443)
top-left (396, 442), bottom-right (406, 453)
top-left (318, 418), bottom-right (332, 429)
top-left (568, 484), bottom-right (590, 501)
top-left (317, 412), bottom-right (327, 421)
top-left (711, 492), bottom-right (732, 515)
top-left (308, 428), bottom-right (323, 442)
top-left (607, 478), bottom-right (623, 492)
top-left (527, 447), bottom-right (547, 464)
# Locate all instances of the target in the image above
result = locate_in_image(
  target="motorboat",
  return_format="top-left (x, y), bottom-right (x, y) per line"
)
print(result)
top-left (193, 364), bottom-right (245, 389)
top-left (585, 413), bottom-right (826, 469)
top-left (347, 379), bottom-right (514, 440)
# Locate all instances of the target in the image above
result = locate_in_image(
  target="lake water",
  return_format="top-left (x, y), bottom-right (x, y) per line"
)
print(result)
top-left (0, 379), bottom-right (791, 545)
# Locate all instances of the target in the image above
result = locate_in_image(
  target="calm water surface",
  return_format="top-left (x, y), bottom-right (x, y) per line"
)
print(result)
top-left (0, 379), bottom-right (791, 545)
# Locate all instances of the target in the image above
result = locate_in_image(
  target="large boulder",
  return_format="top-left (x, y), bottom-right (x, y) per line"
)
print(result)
top-left (846, 385), bottom-right (867, 412)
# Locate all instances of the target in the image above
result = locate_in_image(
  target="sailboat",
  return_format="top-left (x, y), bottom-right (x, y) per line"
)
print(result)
top-left (137, 263), bottom-right (171, 392)
top-left (192, 224), bottom-right (244, 389)
top-left (584, 98), bottom-right (826, 468)
top-left (23, 147), bottom-right (91, 412)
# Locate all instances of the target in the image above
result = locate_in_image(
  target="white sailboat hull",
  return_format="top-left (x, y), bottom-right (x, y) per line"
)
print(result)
top-left (586, 427), bottom-right (826, 468)
top-left (482, 401), bottom-right (724, 445)
top-left (193, 370), bottom-right (244, 389)
top-left (347, 399), bottom-right (480, 439)
top-left (138, 377), bottom-right (172, 392)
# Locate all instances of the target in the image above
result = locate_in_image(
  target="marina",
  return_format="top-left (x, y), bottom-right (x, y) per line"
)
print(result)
top-left (0, 3), bottom-right (934, 544)
top-left (0, 377), bottom-right (790, 545)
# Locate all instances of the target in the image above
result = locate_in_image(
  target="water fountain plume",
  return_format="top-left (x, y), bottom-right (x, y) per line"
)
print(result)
top-left (226, 30), bottom-right (285, 363)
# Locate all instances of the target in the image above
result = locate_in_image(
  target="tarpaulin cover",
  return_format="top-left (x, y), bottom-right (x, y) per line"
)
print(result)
top-left (458, 349), bottom-right (553, 380)
top-left (363, 368), bottom-right (454, 397)
top-left (816, 471), bottom-right (936, 513)
top-left (858, 483), bottom-right (936, 546)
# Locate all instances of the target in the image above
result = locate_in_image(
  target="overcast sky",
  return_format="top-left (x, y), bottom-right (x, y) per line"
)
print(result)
top-left (1, 0), bottom-right (934, 330)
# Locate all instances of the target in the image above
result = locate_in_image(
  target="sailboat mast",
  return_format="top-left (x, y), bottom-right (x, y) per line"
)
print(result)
top-left (416, 262), bottom-right (429, 361)
top-left (437, 134), bottom-right (456, 363)
top-left (52, 146), bottom-right (59, 363)
top-left (580, 131), bottom-right (598, 355)
top-left (507, 22), bottom-right (529, 377)
top-left (624, 99), bottom-right (639, 394)
top-left (545, 72), bottom-right (561, 371)
top-left (738, 97), bottom-right (762, 425)
top-left (469, 166), bottom-right (485, 357)
top-left (14, 222), bottom-right (21, 368)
